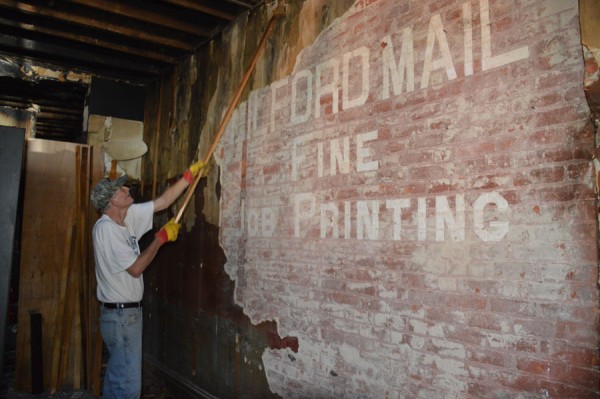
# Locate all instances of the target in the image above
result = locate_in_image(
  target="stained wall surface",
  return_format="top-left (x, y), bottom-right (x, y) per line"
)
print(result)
top-left (144, 0), bottom-right (600, 397)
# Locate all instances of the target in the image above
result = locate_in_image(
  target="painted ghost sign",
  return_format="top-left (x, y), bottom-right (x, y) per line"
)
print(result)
top-left (237, 0), bottom-right (528, 243)
top-left (217, 0), bottom-right (596, 397)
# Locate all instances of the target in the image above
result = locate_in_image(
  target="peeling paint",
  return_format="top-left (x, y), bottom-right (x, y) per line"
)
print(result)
top-left (143, 0), bottom-right (599, 397)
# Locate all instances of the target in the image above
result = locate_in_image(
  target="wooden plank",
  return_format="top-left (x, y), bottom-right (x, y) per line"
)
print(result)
top-left (29, 312), bottom-right (44, 394)
top-left (15, 139), bottom-right (79, 390)
top-left (88, 145), bottom-right (104, 396)
top-left (91, 329), bottom-right (103, 397)
top-left (57, 233), bottom-right (77, 389)
top-left (73, 308), bottom-right (82, 390)
top-left (0, 34), bottom-right (167, 76)
top-left (72, 146), bottom-right (83, 390)
top-left (581, 0), bottom-right (600, 48)
top-left (0, 0), bottom-right (194, 50)
top-left (85, 147), bottom-right (96, 390)
top-left (0, 15), bottom-right (179, 63)
top-left (69, 0), bottom-right (210, 36)
top-left (49, 216), bottom-right (74, 394)
top-left (163, 0), bottom-right (235, 20)
top-left (79, 146), bottom-right (91, 389)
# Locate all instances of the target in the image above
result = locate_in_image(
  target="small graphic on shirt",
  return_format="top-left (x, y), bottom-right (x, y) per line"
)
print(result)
top-left (130, 235), bottom-right (140, 255)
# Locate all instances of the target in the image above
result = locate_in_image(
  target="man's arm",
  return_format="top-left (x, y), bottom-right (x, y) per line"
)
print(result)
top-left (126, 237), bottom-right (163, 278)
top-left (152, 177), bottom-right (189, 213)
top-left (126, 218), bottom-right (181, 277)
top-left (152, 160), bottom-right (206, 213)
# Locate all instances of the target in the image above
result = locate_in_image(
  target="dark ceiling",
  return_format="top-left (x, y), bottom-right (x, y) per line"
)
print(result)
top-left (0, 0), bottom-right (263, 142)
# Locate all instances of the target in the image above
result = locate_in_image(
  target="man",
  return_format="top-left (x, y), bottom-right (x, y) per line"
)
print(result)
top-left (90, 160), bottom-right (204, 399)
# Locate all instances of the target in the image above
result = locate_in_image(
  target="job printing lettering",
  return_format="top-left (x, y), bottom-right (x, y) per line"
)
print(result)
top-left (243, 0), bottom-right (528, 242)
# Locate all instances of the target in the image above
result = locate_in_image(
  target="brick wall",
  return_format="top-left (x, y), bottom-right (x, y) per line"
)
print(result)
top-left (217, 0), bottom-right (599, 397)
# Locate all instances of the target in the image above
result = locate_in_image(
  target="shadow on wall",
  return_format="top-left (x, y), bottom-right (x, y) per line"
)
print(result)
top-left (141, 176), bottom-right (298, 398)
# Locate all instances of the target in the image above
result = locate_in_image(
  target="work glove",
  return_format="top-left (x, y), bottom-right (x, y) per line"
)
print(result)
top-left (183, 160), bottom-right (207, 183)
top-left (155, 218), bottom-right (181, 244)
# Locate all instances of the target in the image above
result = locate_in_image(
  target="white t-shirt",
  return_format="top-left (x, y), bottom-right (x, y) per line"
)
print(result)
top-left (92, 202), bottom-right (154, 303)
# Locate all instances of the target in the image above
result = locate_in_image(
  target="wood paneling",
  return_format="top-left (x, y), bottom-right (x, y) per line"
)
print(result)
top-left (15, 139), bottom-right (101, 391)
top-left (581, 0), bottom-right (600, 48)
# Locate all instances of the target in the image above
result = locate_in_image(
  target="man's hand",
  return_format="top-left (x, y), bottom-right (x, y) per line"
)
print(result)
top-left (155, 218), bottom-right (181, 244)
top-left (183, 160), bottom-right (207, 183)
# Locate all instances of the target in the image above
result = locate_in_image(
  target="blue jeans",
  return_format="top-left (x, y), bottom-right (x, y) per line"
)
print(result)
top-left (100, 306), bottom-right (143, 399)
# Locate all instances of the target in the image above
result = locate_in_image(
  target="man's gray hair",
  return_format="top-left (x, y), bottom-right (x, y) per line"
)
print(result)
top-left (90, 175), bottom-right (128, 213)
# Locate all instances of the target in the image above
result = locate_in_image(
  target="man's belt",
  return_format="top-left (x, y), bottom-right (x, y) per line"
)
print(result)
top-left (101, 302), bottom-right (142, 309)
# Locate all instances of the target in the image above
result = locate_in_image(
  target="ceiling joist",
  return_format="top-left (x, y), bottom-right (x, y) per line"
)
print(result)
top-left (0, 0), bottom-right (264, 142)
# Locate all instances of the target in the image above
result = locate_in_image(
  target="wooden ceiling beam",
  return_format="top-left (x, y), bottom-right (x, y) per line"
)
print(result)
top-left (0, 93), bottom-right (85, 105)
top-left (0, 17), bottom-right (180, 64)
top-left (37, 111), bottom-right (82, 121)
top-left (0, 0), bottom-right (256, 141)
top-left (35, 119), bottom-right (81, 126)
top-left (0, 34), bottom-right (165, 78)
top-left (33, 106), bottom-right (81, 115)
top-left (223, 0), bottom-right (256, 8)
top-left (34, 129), bottom-right (82, 137)
top-left (69, 0), bottom-right (211, 37)
top-left (0, 100), bottom-right (82, 115)
top-left (162, 0), bottom-right (236, 21)
top-left (0, 0), bottom-right (195, 51)
top-left (34, 124), bottom-right (81, 131)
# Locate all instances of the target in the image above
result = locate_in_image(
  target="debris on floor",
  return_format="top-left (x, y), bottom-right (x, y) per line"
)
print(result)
top-left (1, 348), bottom-right (174, 399)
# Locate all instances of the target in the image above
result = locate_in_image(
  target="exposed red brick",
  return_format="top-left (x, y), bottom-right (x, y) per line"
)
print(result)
top-left (215, 0), bottom-right (599, 397)
top-left (585, 58), bottom-right (598, 75)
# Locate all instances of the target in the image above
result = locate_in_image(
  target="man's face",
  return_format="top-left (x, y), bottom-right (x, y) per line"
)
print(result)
top-left (110, 186), bottom-right (134, 209)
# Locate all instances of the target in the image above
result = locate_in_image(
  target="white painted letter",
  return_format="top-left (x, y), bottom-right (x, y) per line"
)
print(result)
top-left (270, 77), bottom-right (289, 132)
top-left (356, 130), bottom-right (379, 172)
top-left (421, 14), bottom-right (458, 89)
top-left (317, 142), bottom-right (324, 178)
top-left (261, 207), bottom-right (277, 237)
top-left (418, 197), bottom-right (427, 241)
top-left (343, 46), bottom-right (370, 109)
top-left (480, 0), bottom-right (529, 70)
top-left (315, 58), bottom-right (340, 117)
top-left (473, 191), bottom-right (509, 241)
top-left (292, 135), bottom-right (311, 181)
top-left (295, 193), bottom-right (316, 237)
top-left (345, 201), bottom-right (351, 239)
top-left (330, 136), bottom-right (350, 176)
top-left (463, 2), bottom-right (473, 76)
top-left (320, 202), bottom-right (339, 238)
top-left (357, 200), bottom-right (379, 240)
top-left (291, 69), bottom-right (313, 124)
top-left (247, 208), bottom-right (260, 237)
top-left (436, 195), bottom-right (465, 241)
top-left (386, 199), bottom-right (410, 240)
top-left (248, 89), bottom-right (268, 138)
top-left (382, 29), bottom-right (415, 99)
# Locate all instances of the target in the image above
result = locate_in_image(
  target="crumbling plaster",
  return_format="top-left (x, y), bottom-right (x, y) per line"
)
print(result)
top-left (142, 0), bottom-right (599, 397)
top-left (141, 0), bottom-right (355, 396)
